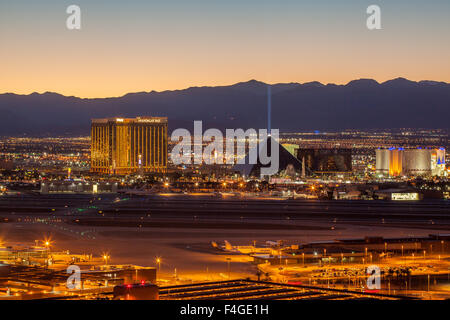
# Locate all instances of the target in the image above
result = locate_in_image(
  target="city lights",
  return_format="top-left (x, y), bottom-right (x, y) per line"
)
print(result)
top-left (0, 0), bottom-right (448, 309)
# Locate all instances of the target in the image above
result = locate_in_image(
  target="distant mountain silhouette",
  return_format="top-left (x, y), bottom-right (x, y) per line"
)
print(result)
top-left (0, 77), bottom-right (449, 135)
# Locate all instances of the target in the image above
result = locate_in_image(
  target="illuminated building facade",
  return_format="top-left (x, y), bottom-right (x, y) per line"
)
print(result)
top-left (376, 148), bottom-right (446, 177)
top-left (431, 148), bottom-right (446, 176)
top-left (375, 149), bottom-right (390, 175)
top-left (403, 149), bottom-right (431, 176)
top-left (388, 148), bottom-right (403, 176)
top-left (295, 148), bottom-right (352, 175)
top-left (91, 117), bottom-right (168, 174)
top-left (281, 144), bottom-right (299, 157)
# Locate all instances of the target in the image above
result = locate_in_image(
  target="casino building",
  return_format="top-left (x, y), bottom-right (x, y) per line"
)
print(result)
top-left (91, 117), bottom-right (168, 175)
top-left (376, 147), bottom-right (446, 177)
top-left (296, 148), bottom-right (353, 176)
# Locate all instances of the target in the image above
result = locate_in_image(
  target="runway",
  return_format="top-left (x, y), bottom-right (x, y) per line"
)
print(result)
top-left (0, 193), bottom-right (448, 281)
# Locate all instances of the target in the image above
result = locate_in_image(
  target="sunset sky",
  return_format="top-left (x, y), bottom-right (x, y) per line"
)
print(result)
top-left (1, 0), bottom-right (449, 98)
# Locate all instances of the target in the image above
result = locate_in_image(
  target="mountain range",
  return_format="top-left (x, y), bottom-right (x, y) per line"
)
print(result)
top-left (0, 77), bottom-right (449, 135)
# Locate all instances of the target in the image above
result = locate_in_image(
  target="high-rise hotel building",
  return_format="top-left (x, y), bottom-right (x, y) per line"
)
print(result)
top-left (91, 117), bottom-right (168, 174)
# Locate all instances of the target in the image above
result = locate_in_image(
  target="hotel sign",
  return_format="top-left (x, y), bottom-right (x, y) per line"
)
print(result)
top-left (137, 118), bottom-right (165, 123)
top-left (392, 193), bottom-right (420, 201)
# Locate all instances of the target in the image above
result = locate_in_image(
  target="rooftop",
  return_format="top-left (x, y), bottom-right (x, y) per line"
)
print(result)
top-left (91, 117), bottom-right (167, 124)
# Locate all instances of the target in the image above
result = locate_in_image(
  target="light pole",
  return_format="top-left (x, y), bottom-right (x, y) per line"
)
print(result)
top-left (44, 241), bottom-right (51, 268)
top-left (103, 254), bottom-right (110, 266)
top-left (156, 257), bottom-right (161, 271)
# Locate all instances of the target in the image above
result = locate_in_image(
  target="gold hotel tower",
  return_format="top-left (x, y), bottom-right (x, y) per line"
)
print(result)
top-left (91, 117), bottom-right (168, 174)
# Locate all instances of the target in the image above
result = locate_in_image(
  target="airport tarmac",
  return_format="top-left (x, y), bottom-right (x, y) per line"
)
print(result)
top-left (0, 193), bottom-right (448, 283)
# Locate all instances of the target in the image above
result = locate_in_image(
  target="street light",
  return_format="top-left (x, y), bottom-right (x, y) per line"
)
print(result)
top-left (102, 254), bottom-right (110, 266)
top-left (156, 257), bottom-right (161, 271)
top-left (42, 239), bottom-right (52, 268)
top-left (42, 238), bottom-right (52, 249)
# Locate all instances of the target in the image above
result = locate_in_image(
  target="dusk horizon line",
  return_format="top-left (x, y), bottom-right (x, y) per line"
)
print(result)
top-left (1, 76), bottom-right (449, 100)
